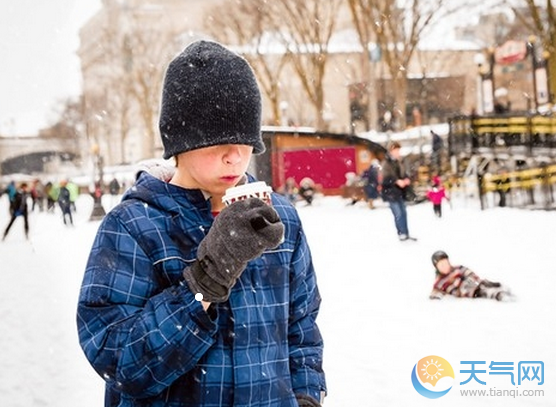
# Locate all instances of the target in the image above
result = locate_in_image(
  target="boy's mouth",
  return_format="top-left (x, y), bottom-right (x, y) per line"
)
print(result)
top-left (221, 175), bottom-right (241, 184)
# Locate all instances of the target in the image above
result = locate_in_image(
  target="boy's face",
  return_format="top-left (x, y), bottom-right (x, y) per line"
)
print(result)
top-left (435, 258), bottom-right (451, 275)
top-left (175, 143), bottom-right (253, 200)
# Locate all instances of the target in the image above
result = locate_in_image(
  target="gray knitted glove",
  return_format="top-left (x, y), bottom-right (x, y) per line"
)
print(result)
top-left (296, 394), bottom-right (321, 407)
top-left (184, 198), bottom-right (284, 303)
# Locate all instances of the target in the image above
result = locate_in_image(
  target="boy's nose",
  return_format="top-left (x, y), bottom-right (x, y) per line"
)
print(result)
top-left (223, 145), bottom-right (243, 164)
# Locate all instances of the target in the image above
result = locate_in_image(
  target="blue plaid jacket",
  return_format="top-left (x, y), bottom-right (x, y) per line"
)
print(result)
top-left (77, 172), bottom-right (326, 407)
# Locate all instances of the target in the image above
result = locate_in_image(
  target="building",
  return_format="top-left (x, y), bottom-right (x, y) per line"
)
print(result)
top-left (255, 126), bottom-right (385, 195)
top-left (77, 0), bottom-right (501, 167)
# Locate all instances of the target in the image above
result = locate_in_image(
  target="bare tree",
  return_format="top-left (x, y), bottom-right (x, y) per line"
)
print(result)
top-left (82, 90), bottom-right (113, 163)
top-left (82, 5), bottom-right (178, 163)
top-left (45, 97), bottom-right (83, 140)
top-left (271, 0), bottom-right (343, 130)
top-left (509, 0), bottom-right (556, 103)
top-left (123, 18), bottom-right (177, 159)
top-left (82, 16), bottom-right (130, 165)
top-left (347, 0), bottom-right (477, 129)
top-left (204, 0), bottom-right (290, 126)
top-left (205, 0), bottom-right (341, 130)
top-left (347, 0), bottom-right (379, 130)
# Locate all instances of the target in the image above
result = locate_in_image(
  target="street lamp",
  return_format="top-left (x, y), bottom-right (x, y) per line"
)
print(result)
top-left (89, 143), bottom-right (106, 221)
top-left (474, 49), bottom-right (495, 114)
top-left (279, 101), bottom-right (289, 126)
top-left (528, 36), bottom-right (552, 110)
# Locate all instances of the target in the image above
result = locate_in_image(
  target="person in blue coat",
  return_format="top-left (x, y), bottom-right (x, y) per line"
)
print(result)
top-left (362, 159), bottom-right (381, 209)
top-left (2, 180), bottom-right (17, 214)
top-left (76, 40), bottom-right (326, 407)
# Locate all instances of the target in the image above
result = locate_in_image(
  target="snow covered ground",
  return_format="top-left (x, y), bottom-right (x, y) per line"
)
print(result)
top-left (0, 191), bottom-right (554, 406)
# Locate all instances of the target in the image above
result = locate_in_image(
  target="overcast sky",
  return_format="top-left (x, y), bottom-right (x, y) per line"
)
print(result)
top-left (0, 0), bottom-right (101, 136)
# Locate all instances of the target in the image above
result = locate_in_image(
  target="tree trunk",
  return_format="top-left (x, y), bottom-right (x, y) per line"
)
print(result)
top-left (393, 75), bottom-right (408, 130)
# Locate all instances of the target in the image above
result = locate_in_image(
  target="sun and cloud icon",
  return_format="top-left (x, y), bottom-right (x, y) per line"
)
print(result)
top-left (411, 355), bottom-right (455, 399)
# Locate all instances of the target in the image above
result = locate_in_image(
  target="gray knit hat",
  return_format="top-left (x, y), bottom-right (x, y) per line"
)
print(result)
top-left (159, 40), bottom-right (265, 159)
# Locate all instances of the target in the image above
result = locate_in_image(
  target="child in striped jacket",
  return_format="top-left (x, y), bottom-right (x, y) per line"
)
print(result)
top-left (429, 251), bottom-right (513, 301)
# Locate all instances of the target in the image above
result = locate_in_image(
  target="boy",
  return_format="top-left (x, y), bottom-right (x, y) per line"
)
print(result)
top-left (429, 250), bottom-right (512, 301)
top-left (76, 40), bottom-right (326, 407)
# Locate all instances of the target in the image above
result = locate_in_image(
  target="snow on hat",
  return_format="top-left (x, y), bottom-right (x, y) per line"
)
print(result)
top-left (159, 40), bottom-right (265, 159)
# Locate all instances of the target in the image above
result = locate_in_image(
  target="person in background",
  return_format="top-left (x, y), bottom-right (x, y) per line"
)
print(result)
top-left (58, 180), bottom-right (74, 226)
top-left (2, 181), bottom-right (17, 214)
top-left (362, 159), bottom-right (381, 209)
top-left (107, 177), bottom-right (122, 209)
top-left (496, 169), bottom-right (511, 208)
top-left (425, 176), bottom-right (449, 218)
top-left (30, 179), bottom-right (45, 212)
top-left (298, 177), bottom-right (317, 206)
top-left (282, 176), bottom-right (299, 204)
top-left (45, 181), bottom-right (58, 212)
top-left (430, 130), bottom-right (443, 172)
top-left (108, 177), bottom-right (121, 196)
top-left (2, 182), bottom-right (29, 241)
top-left (66, 179), bottom-right (79, 213)
top-left (76, 40), bottom-right (326, 407)
top-left (380, 141), bottom-right (415, 241)
top-left (429, 250), bottom-right (513, 301)
top-left (343, 172), bottom-right (365, 206)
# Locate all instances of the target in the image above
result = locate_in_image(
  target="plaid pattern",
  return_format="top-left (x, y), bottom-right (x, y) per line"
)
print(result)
top-left (77, 173), bottom-right (326, 407)
top-left (431, 266), bottom-right (480, 298)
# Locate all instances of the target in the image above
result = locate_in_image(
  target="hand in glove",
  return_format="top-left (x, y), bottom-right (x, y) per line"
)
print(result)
top-left (296, 394), bottom-right (321, 407)
top-left (184, 198), bottom-right (284, 303)
top-left (429, 289), bottom-right (444, 300)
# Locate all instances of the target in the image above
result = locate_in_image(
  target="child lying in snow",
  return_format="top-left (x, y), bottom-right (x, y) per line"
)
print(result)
top-left (429, 250), bottom-right (514, 301)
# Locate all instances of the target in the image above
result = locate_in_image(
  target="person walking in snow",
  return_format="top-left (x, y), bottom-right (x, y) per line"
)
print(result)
top-left (429, 250), bottom-right (513, 301)
top-left (65, 179), bottom-right (79, 213)
top-left (425, 176), bottom-right (449, 218)
top-left (431, 130), bottom-right (443, 172)
top-left (279, 176), bottom-right (299, 204)
top-left (298, 177), bottom-right (317, 205)
top-left (381, 141), bottom-right (415, 241)
top-left (362, 159), bottom-right (381, 209)
top-left (2, 180), bottom-right (17, 215)
top-left (76, 40), bottom-right (326, 407)
top-left (30, 178), bottom-right (45, 212)
top-left (108, 177), bottom-right (121, 209)
top-left (57, 180), bottom-right (73, 226)
top-left (44, 181), bottom-right (57, 212)
top-left (2, 182), bottom-right (30, 241)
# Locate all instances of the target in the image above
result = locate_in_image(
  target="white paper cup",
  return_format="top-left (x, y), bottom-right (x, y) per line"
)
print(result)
top-left (222, 181), bottom-right (273, 206)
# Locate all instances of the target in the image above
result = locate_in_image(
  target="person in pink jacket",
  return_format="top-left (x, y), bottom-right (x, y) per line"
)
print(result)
top-left (426, 176), bottom-right (449, 218)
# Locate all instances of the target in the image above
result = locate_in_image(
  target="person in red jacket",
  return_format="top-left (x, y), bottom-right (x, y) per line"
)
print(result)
top-left (426, 176), bottom-right (449, 218)
top-left (429, 250), bottom-right (513, 301)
